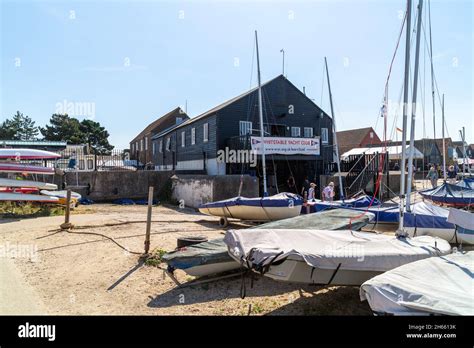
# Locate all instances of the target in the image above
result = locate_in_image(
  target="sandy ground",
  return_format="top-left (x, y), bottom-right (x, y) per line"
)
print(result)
top-left (0, 203), bottom-right (375, 316)
top-left (1, 180), bottom-right (442, 316)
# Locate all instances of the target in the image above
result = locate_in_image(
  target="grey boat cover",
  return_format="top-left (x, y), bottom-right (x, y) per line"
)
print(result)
top-left (255, 209), bottom-right (374, 231)
top-left (360, 251), bottom-right (473, 315)
top-left (224, 229), bottom-right (451, 272)
top-left (163, 209), bottom-right (374, 271)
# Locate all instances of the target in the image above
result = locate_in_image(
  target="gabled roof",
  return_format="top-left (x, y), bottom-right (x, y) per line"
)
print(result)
top-left (130, 107), bottom-right (188, 143)
top-left (151, 75), bottom-right (328, 140)
top-left (337, 127), bottom-right (381, 152)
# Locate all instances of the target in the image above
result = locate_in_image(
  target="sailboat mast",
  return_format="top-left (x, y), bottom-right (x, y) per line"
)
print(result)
top-left (428, 0), bottom-right (436, 140)
top-left (255, 31), bottom-right (268, 196)
top-left (324, 57), bottom-right (344, 200)
top-left (460, 126), bottom-right (467, 175)
top-left (398, 0), bottom-right (412, 231)
top-left (442, 94), bottom-right (446, 180)
top-left (406, 0), bottom-right (424, 212)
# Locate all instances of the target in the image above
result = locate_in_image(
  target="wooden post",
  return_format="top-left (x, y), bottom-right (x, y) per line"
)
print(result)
top-left (144, 186), bottom-right (154, 254)
top-left (60, 189), bottom-right (72, 230)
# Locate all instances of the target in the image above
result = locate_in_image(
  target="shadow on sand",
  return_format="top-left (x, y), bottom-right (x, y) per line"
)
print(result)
top-left (147, 273), bottom-right (372, 315)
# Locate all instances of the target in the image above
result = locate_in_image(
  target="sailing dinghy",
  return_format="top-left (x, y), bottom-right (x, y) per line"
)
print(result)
top-left (360, 251), bottom-right (473, 315)
top-left (404, 202), bottom-right (474, 244)
top-left (163, 209), bottom-right (375, 277)
top-left (199, 192), bottom-right (303, 223)
top-left (224, 228), bottom-right (451, 285)
top-left (419, 182), bottom-right (474, 207)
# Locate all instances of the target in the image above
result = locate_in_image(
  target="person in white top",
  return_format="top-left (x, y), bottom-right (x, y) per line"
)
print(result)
top-left (322, 182), bottom-right (335, 202)
top-left (307, 182), bottom-right (316, 201)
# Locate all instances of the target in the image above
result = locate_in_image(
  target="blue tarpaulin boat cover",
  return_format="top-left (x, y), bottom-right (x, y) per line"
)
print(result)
top-left (419, 183), bottom-right (474, 206)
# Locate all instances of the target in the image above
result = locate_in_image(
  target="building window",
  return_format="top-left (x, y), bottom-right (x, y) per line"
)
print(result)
top-left (131, 143), bottom-right (134, 152)
top-left (140, 139), bottom-right (144, 151)
top-left (159, 140), bottom-right (163, 153)
top-left (304, 127), bottom-right (313, 138)
top-left (165, 137), bottom-right (171, 151)
top-left (181, 131), bottom-right (185, 147)
top-left (145, 137), bottom-right (148, 150)
top-left (291, 127), bottom-right (301, 137)
top-left (191, 128), bottom-right (196, 145)
top-left (176, 117), bottom-right (182, 124)
top-left (203, 123), bottom-right (209, 142)
top-left (152, 142), bottom-right (155, 155)
top-left (322, 128), bottom-right (329, 144)
top-left (239, 121), bottom-right (252, 136)
top-left (135, 142), bottom-right (138, 152)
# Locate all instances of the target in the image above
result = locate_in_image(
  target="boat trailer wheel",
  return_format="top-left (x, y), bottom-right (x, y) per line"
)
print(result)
top-left (219, 217), bottom-right (229, 227)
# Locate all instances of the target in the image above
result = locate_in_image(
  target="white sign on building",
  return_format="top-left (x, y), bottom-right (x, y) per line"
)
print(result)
top-left (250, 136), bottom-right (320, 156)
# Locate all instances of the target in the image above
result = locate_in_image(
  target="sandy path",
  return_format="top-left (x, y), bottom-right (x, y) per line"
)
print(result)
top-left (0, 257), bottom-right (47, 314)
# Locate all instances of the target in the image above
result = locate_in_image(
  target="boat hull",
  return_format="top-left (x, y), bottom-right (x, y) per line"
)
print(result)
top-left (0, 192), bottom-right (59, 203)
top-left (0, 178), bottom-right (57, 190)
top-left (262, 256), bottom-right (383, 285)
top-left (199, 193), bottom-right (303, 221)
top-left (0, 163), bottom-right (55, 175)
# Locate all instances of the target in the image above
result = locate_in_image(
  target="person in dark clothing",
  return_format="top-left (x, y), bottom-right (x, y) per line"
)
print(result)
top-left (301, 177), bottom-right (310, 197)
top-left (287, 176), bottom-right (296, 193)
top-left (447, 165), bottom-right (457, 184)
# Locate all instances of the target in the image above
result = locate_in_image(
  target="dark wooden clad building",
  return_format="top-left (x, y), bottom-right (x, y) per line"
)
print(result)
top-left (152, 75), bottom-right (334, 194)
top-left (129, 107), bottom-right (189, 165)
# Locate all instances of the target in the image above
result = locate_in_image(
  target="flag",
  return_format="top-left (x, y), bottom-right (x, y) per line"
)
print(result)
top-left (396, 127), bottom-right (403, 133)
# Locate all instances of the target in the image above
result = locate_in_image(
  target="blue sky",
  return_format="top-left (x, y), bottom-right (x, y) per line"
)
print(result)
top-left (1, 0), bottom-right (472, 149)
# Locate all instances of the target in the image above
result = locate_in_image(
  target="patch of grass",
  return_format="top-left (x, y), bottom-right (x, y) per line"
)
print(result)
top-left (250, 302), bottom-right (264, 314)
top-left (0, 202), bottom-right (65, 218)
top-left (144, 247), bottom-right (168, 267)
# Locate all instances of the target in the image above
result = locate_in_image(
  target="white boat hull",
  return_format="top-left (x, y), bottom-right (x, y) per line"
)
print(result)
top-left (199, 205), bottom-right (301, 221)
top-left (263, 256), bottom-right (383, 285)
top-left (0, 192), bottom-right (59, 203)
top-left (405, 227), bottom-right (474, 245)
top-left (183, 261), bottom-right (240, 277)
top-left (0, 178), bottom-right (57, 190)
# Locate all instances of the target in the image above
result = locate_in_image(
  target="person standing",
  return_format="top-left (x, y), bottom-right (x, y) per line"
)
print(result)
top-left (322, 182), bottom-right (335, 202)
top-left (307, 183), bottom-right (317, 201)
top-left (426, 166), bottom-right (438, 188)
top-left (447, 165), bottom-right (457, 184)
top-left (301, 177), bottom-right (310, 198)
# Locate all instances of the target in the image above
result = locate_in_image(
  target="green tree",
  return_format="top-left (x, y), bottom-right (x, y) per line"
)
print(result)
top-left (0, 111), bottom-right (39, 140)
top-left (40, 114), bottom-right (114, 154)
top-left (40, 114), bottom-right (83, 144)
top-left (79, 119), bottom-right (114, 154)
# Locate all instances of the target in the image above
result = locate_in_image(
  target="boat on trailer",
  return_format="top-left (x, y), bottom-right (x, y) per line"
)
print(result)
top-left (224, 228), bottom-right (451, 285)
top-left (360, 251), bottom-right (473, 315)
top-left (162, 209), bottom-right (375, 277)
top-left (304, 194), bottom-right (381, 213)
